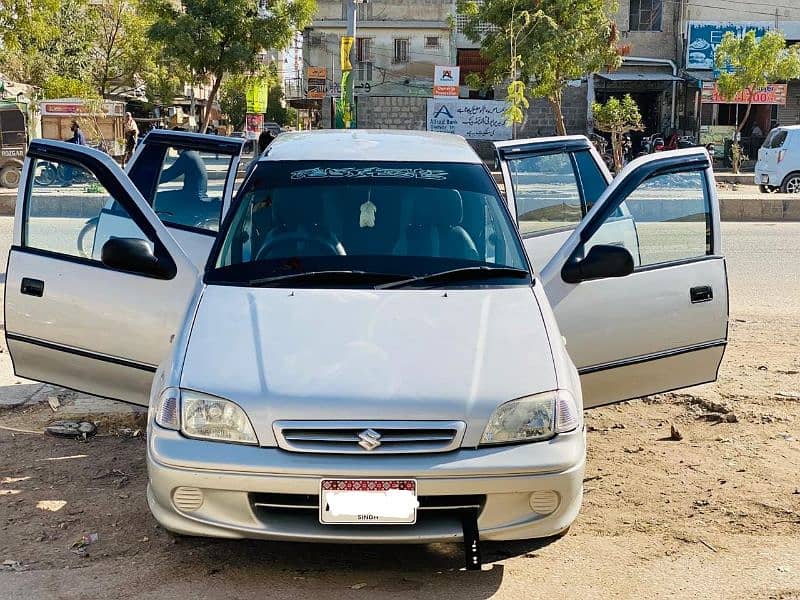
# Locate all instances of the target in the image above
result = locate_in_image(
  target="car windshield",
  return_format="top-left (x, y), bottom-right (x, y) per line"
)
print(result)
top-left (208, 160), bottom-right (529, 287)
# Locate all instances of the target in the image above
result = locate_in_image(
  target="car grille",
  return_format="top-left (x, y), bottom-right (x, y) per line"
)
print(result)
top-left (251, 492), bottom-right (484, 513)
top-left (272, 420), bottom-right (466, 454)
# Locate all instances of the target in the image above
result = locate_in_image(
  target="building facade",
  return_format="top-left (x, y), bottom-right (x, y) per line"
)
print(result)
top-left (296, 0), bottom-right (800, 148)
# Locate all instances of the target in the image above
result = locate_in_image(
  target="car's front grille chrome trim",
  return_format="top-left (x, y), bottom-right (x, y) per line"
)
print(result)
top-left (272, 420), bottom-right (467, 454)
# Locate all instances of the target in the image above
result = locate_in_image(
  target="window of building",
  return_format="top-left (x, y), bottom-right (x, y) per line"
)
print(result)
top-left (629, 0), bottom-right (662, 31)
top-left (356, 37), bottom-right (374, 81)
top-left (425, 36), bottom-right (440, 49)
top-left (394, 38), bottom-right (409, 63)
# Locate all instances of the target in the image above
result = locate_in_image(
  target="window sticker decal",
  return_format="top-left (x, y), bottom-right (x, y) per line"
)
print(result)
top-left (290, 167), bottom-right (448, 181)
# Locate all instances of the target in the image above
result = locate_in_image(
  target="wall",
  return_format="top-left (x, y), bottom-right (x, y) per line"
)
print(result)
top-left (777, 82), bottom-right (800, 126)
top-left (356, 96), bottom-right (428, 130)
top-left (614, 0), bottom-right (679, 62)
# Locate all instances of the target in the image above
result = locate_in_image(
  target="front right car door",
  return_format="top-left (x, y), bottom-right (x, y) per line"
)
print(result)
top-left (542, 148), bottom-right (728, 408)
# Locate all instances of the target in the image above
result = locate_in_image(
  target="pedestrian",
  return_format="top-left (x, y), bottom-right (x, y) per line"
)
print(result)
top-left (62, 120), bottom-right (86, 186)
top-left (123, 112), bottom-right (139, 166)
top-left (159, 148), bottom-right (208, 205)
top-left (257, 130), bottom-right (275, 155)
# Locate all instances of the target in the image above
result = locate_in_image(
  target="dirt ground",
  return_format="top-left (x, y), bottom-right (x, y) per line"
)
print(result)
top-left (1, 223), bottom-right (799, 599)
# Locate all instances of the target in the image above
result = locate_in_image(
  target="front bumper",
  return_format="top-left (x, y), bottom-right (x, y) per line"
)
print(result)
top-left (147, 426), bottom-right (586, 543)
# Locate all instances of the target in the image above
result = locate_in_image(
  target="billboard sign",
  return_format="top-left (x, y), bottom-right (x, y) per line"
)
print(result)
top-left (701, 82), bottom-right (788, 105)
top-left (433, 66), bottom-right (460, 98)
top-left (686, 21), bottom-right (772, 70)
top-left (307, 66), bottom-right (327, 100)
top-left (426, 99), bottom-right (511, 141)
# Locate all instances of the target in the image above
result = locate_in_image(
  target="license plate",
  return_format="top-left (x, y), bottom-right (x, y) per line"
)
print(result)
top-left (319, 479), bottom-right (418, 525)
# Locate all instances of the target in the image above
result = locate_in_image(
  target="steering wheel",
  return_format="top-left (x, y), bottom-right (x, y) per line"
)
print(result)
top-left (255, 231), bottom-right (345, 261)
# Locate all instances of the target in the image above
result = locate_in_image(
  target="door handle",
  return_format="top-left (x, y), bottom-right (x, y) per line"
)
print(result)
top-left (21, 278), bottom-right (44, 297)
top-left (690, 285), bottom-right (713, 303)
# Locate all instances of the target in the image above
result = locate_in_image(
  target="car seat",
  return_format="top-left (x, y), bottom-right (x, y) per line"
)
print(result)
top-left (393, 189), bottom-right (479, 260)
top-left (257, 192), bottom-right (345, 258)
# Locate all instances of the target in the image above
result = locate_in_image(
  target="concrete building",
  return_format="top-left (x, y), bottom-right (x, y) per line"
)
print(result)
top-left (300, 0), bottom-right (455, 128)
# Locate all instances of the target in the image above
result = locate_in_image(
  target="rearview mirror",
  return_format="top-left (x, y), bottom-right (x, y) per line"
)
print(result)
top-left (101, 238), bottom-right (176, 279)
top-left (561, 244), bottom-right (634, 284)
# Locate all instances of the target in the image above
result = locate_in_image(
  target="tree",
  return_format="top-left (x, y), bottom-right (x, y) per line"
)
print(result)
top-left (715, 30), bottom-right (800, 136)
top-left (458, 0), bottom-right (622, 135)
top-left (715, 30), bottom-right (800, 173)
top-left (88, 0), bottom-right (156, 97)
top-left (147, 0), bottom-right (315, 133)
top-left (592, 94), bottom-right (643, 173)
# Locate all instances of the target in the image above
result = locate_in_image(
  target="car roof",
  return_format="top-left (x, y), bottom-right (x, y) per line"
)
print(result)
top-left (262, 130), bottom-right (482, 164)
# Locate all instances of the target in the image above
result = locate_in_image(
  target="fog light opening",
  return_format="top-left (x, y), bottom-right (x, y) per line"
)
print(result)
top-left (173, 486), bottom-right (204, 512)
top-left (529, 490), bottom-right (560, 516)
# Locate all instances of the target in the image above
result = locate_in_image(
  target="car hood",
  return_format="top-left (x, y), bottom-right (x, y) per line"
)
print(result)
top-left (180, 284), bottom-right (557, 446)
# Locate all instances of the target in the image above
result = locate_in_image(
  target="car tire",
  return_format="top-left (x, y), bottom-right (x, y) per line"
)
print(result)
top-left (759, 184), bottom-right (779, 194)
top-left (0, 165), bottom-right (21, 188)
top-left (781, 172), bottom-right (800, 194)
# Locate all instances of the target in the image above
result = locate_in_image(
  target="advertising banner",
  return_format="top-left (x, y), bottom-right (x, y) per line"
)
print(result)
top-left (245, 78), bottom-right (269, 113)
top-left (686, 21), bottom-right (772, 70)
top-left (426, 99), bottom-right (511, 141)
top-left (433, 66), bottom-right (460, 98)
top-left (701, 82), bottom-right (787, 105)
top-left (245, 113), bottom-right (263, 139)
top-left (307, 66), bottom-right (327, 100)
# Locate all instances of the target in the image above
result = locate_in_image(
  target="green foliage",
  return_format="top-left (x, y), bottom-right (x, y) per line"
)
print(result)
top-left (715, 30), bottom-right (800, 135)
top-left (457, 0), bottom-right (622, 135)
top-left (264, 86), bottom-right (292, 126)
top-left (41, 75), bottom-right (100, 99)
top-left (504, 79), bottom-right (529, 127)
top-left (1, 0), bottom-right (163, 100)
top-left (147, 0), bottom-right (315, 132)
top-left (0, 0), bottom-right (59, 50)
top-left (592, 94), bottom-right (643, 172)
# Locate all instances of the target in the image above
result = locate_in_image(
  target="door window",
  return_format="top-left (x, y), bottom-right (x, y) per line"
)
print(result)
top-left (585, 170), bottom-right (711, 268)
top-left (26, 158), bottom-right (148, 260)
top-left (508, 153), bottom-right (583, 235)
top-left (153, 147), bottom-right (231, 232)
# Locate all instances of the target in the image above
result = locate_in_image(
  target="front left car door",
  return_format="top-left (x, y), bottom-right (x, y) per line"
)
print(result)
top-left (6, 140), bottom-right (200, 405)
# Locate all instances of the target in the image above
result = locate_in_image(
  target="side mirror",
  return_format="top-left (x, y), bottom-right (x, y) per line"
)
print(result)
top-left (561, 244), bottom-right (634, 284)
top-left (101, 238), bottom-right (176, 279)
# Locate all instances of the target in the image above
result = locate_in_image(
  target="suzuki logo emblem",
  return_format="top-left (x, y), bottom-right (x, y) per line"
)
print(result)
top-left (358, 429), bottom-right (382, 451)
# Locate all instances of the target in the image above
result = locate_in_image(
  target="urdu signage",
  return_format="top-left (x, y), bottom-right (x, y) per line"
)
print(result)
top-left (426, 99), bottom-right (511, 141)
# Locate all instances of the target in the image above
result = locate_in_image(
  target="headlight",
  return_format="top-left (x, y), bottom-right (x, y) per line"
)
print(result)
top-left (153, 388), bottom-right (258, 445)
top-left (181, 390), bottom-right (258, 444)
top-left (480, 390), bottom-right (579, 445)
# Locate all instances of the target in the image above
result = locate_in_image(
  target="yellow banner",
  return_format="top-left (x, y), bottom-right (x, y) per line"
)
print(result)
top-left (340, 36), bottom-right (354, 72)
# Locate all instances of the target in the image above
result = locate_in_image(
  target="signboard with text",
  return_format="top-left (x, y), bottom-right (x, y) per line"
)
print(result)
top-left (426, 99), bottom-right (511, 141)
top-left (686, 21), bottom-right (772, 70)
top-left (433, 66), bottom-right (460, 98)
top-left (701, 82), bottom-right (787, 105)
top-left (307, 66), bottom-right (327, 100)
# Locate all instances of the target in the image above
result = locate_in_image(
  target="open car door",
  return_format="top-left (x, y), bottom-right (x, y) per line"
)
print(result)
top-left (92, 130), bottom-right (244, 269)
top-left (6, 140), bottom-right (200, 405)
top-left (540, 148), bottom-right (728, 408)
top-left (495, 136), bottom-right (617, 273)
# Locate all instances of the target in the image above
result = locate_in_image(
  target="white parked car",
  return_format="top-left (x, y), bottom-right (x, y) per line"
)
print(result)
top-left (755, 124), bottom-right (800, 193)
top-left (5, 130), bottom-right (727, 568)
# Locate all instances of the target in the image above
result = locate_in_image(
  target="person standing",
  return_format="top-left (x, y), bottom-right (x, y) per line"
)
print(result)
top-left (123, 112), bottom-right (139, 166)
top-left (62, 120), bottom-right (87, 186)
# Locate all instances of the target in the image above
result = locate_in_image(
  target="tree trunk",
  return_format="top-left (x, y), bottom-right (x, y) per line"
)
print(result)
top-left (731, 88), bottom-right (754, 174)
top-left (548, 92), bottom-right (566, 136)
top-left (200, 72), bottom-right (224, 134)
top-left (611, 131), bottom-right (623, 173)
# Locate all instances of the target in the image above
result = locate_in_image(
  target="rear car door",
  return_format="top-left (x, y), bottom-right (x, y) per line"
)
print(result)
top-left (495, 136), bottom-right (638, 272)
top-left (93, 130), bottom-right (244, 268)
top-left (5, 140), bottom-right (199, 405)
top-left (540, 148), bottom-right (728, 407)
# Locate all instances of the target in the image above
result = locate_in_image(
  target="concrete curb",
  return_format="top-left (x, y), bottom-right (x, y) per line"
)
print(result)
top-left (2, 190), bottom-right (800, 222)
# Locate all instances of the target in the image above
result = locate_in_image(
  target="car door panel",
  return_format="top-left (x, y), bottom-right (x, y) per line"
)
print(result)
top-left (542, 149), bottom-right (727, 408)
top-left (6, 140), bottom-right (199, 405)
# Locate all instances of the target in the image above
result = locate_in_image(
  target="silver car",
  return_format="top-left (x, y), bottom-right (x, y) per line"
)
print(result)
top-left (6, 130), bottom-right (727, 564)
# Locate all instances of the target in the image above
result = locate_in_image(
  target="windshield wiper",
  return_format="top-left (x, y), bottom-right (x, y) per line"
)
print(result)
top-left (376, 266), bottom-right (530, 290)
top-left (246, 270), bottom-right (407, 287)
